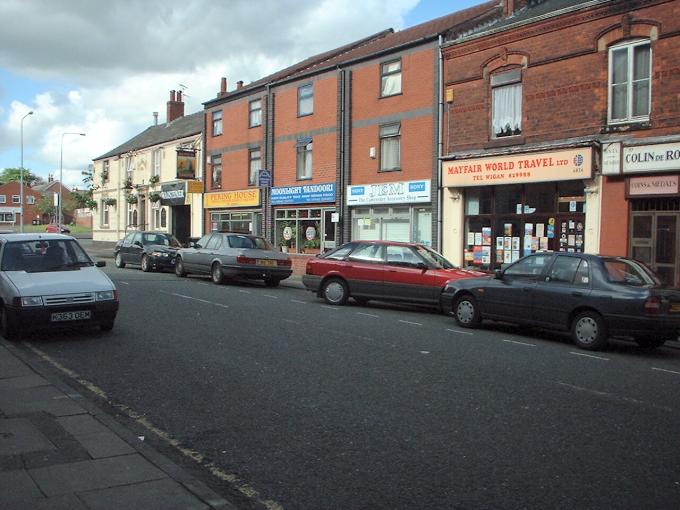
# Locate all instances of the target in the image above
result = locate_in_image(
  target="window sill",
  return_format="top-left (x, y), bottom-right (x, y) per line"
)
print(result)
top-left (297, 112), bottom-right (313, 118)
top-left (379, 92), bottom-right (403, 100)
top-left (248, 124), bottom-right (262, 129)
top-left (378, 168), bottom-right (402, 173)
top-left (212, 133), bottom-right (223, 137)
top-left (296, 177), bottom-right (313, 181)
top-left (485, 136), bottom-right (525, 149)
top-left (601, 121), bottom-right (651, 133)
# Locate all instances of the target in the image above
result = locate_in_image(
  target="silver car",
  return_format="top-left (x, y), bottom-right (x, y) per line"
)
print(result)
top-left (174, 232), bottom-right (292, 287)
top-left (0, 234), bottom-right (118, 339)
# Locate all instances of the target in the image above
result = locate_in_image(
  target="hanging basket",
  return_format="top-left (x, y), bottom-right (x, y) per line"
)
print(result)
top-left (125, 193), bottom-right (138, 205)
top-left (103, 198), bottom-right (117, 207)
top-left (149, 192), bottom-right (161, 203)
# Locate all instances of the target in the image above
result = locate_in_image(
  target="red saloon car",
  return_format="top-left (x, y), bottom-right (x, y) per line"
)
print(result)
top-left (45, 224), bottom-right (71, 234)
top-left (302, 240), bottom-right (484, 309)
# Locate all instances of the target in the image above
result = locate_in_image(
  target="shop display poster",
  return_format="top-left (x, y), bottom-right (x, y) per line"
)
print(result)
top-left (536, 223), bottom-right (545, 237)
top-left (465, 250), bottom-right (473, 262)
top-left (524, 223), bottom-right (533, 235)
top-left (496, 250), bottom-right (504, 263)
top-left (511, 250), bottom-right (520, 262)
top-left (473, 245), bottom-right (483, 264)
top-left (475, 232), bottom-right (483, 246)
top-left (467, 232), bottom-right (475, 245)
top-left (511, 237), bottom-right (520, 250)
top-left (569, 200), bottom-right (577, 212)
top-left (481, 246), bottom-right (491, 265)
top-left (569, 220), bottom-right (575, 230)
top-left (516, 204), bottom-right (523, 215)
top-left (523, 236), bottom-right (533, 256)
top-left (503, 237), bottom-right (512, 251)
top-left (547, 224), bottom-right (555, 239)
top-left (496, 237), bottom-right (504, 250)
top-left (504, 250), bottom-right (512, 263)
top-left (504, 223), bottom-right (513, 236)
top-left (540, 237), bottom-right (549, 250)
top-left (568, 234), bottom-right (576, 246)
top-left (482, 227), bottom-right (492, 245)
top-left (531, 237), bottom-right (539, 251)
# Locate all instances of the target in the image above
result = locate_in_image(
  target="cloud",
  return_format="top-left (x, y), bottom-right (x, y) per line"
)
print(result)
top-left (0, 0), bottom-right (420, 186)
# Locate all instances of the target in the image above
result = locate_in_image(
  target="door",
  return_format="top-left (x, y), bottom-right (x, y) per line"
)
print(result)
top-left (129, 232), bottom-right (143, 264)
top-left (197, 234), bottom-right (222, 273)
top-left (383, 245), bottom-right (434, 303)
top-left (172, 205), bottom-right (191, 245)
top-left (323, 210), bottom-right (336, 253)
top-left (344, 243), bottom-right (385, 298)
top-left (183, 234), bottom-right (211, 271)
top-left (630, 212), bottom-right (680, 286)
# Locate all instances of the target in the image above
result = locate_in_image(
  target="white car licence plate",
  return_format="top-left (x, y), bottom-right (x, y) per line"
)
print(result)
top-left (51, 311), bottom-right (91, 322)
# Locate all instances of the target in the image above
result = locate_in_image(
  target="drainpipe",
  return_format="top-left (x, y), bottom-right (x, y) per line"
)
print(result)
top-left (437, 35), bottom-right (444, 253)
top-left (338, 67), bottom-right (346, 245)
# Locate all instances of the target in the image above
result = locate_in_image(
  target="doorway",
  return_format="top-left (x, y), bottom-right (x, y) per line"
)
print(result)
top-left (630, 211), bottom-right (680, 286)
top-left (323, 210), bottom-right (336, 252)
top-left (172, 205), bottom-right (191, 244)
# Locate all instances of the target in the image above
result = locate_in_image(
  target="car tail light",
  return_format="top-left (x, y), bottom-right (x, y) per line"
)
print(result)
top-left (236, 255), bottom-right (256, 264)
top-left (644, 296), bottom-right (662, 315)
top-left (114, 290), bottom-right (120, 302)
top-left (277, 259), bottom-right (292, 267)
top-left (305, 259), bottom-right (314, 274)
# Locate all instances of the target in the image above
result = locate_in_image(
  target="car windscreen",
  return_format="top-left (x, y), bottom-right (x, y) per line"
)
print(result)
top-left (1, 240), bottom-right (93, 272)
top-left (228, 235), bottom-right (272, 250)
top-left (143, 233), bottom-right (181, 247)
top-left (415, 245), bottom-right (457, 269)
top-left (602, 258), bottom-right (660, 286)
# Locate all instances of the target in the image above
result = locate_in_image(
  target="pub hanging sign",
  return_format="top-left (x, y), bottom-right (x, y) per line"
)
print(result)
top-left (176, 148), bottom-right (196, 179)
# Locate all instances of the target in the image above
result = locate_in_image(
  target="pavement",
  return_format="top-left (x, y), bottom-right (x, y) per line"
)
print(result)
top-left (0, 339), bottom-right (236, 510)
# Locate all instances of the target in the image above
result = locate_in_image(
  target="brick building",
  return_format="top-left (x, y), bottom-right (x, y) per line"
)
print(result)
top-left (0, 181), bottom-right (43, 227)
top-left (439, 0), bottom-right (680, 285)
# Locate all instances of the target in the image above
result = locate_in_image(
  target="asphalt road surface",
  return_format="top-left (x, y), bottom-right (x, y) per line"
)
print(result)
top-left (15, 266), bottom-right (680, 509)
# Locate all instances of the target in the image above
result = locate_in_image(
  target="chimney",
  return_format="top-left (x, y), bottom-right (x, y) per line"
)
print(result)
top-left (48, 174), bottom-right (53, 183)
top-left (166, 89), bottom-right (185, 123)
top-left (218, 77), bottom-right (227, 98)
top-left (237, 80), bottom-right (244, 90)
top-left (503, 0), bottom-right (528, 16)
top-left (153, 112), bottom-right (158, 125)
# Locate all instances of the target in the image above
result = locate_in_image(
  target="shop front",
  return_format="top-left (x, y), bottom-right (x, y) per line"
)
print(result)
top-left (160, 181), bottom-right (191, 243)
top-left (347, 179), bottom-right (432, 246)
top-left (204, 188), bottom-right (262, 235)
top-left (602, 141), bottom-right (680, 286)
top-left (271, 183), bottom-right (336, 254)
top-left (442, 147), bottom-right (595, 270)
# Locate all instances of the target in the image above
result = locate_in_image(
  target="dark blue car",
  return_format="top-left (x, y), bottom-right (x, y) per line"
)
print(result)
top-left (441, 252), bottom-right (680, 351)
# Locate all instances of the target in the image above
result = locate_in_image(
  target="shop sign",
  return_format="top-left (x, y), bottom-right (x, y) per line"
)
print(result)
top-left (442, 148), bottom-right (592, 187)
top-left (628, 175), bottom-right (679, 196)
top-left (160, 182), bottom-right (186, 206)
top-left (622, 142), bottom-right (680, 174)
top-left (346, 179), bottom-right (431, 206)
top-left (176, 149), bottom-right (196, 179)
top-left (270, 182), bottom-right (335, 205)
top-left (0, 207), bottom-right (21, 214)
top-left (186, 180), bottom-right (203, 194)
top-left (602, 142), bottom-right (621, 175)
top-left (204, 188), bottom-right (260, 209)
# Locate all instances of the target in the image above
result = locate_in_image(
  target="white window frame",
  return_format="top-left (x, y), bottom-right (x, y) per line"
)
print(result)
top-left (381, 59), bottom-right (402, 97)
top-left (126, 156), bottom-right (134, 181)
top-left (101, 202), bottom-right (109, 227)
top-left (249, 148), bottom-right (261, 186)
top-left (211, 155), bottom-right (222, 189)
top-left (12, 195), bottom-right (20, 204)
top-left (0, 195), bottom-right (6, 204)
top-left (249, 99), bottom-right (262, 127)
top-left (298, 84), bottom-right (313, 117)
top-left (212, 109), bottom-right (223, 136)
top-left (27, 195), bottom-right (35, 205)
top-left (296, 141), bottom-right (313, 180)
top-left (379, 123), bottom-right (401, 171)
top-left (0, 213), bottom-right (14, 223)
top-left (491, 68), bottom-right (523, 139)
top-left (153, 149), bottom-right (161, 177)
top-left (608, 39), bottom-right (652, 124)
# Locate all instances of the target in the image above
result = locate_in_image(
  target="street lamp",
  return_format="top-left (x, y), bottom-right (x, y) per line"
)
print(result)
top-left (59, 132), bottom-right (86, 227)
top-left (20, 111), bottom-right (34, 233)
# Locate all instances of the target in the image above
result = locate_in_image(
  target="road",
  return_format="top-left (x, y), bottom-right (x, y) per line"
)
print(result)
top-left (14, 266), bottom-right (680, 509)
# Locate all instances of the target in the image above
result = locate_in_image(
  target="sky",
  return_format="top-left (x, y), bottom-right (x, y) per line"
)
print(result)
top-left (0, 0), bottom-right (481, 188)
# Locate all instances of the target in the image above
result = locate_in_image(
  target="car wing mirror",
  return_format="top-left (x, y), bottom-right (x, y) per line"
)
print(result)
top-left (494, 269), bottom-right (504, 279)
top-left (133, 241), bottom-right (143, 248)
top-left (416, 262), bottom-right (428, 271)
top-left (96, 260), bottom-right (106, 268)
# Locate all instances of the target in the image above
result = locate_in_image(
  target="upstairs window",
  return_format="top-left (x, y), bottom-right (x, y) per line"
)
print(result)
top-left (12, 195), bottom-right (20, 204)
top-left (27, 196), bottom-right (35, 205)
top-left (296, 138), bottom-right (313, 180)
top-left (0, 195), bottom-right (5, 204)
top-left (381, 60), bottom-right (402, 97)
top-left (298, 84), bottom-right (313, 116)
top-left (491, 69), bottom-right (522, 138)
top-left (211, 155), bottom-right (222, 189)
top-left (212, 110), bottom-right (223, 136)
top-left (249, 148), bottom-right (261, 186)
top-left (380, 123), bottom-right (401, 171)
top-left (249, 99), bottom-right (262, 127)
top-left (102, 160), bottom-right (110, 182)
top-left (152, 149), bottom-right (161, 177)
top-left (125, 156), bottom-right (134, 180)
top-left (609, 40), bottom-right (651, 123)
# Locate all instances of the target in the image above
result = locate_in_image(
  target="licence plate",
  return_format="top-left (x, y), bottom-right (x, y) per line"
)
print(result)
top-left (256, 259), bottom-right (276, 267)
top-left (51, 311), bottom-right (91, 322)
top-left (670, 303), bottom-right (680, 313)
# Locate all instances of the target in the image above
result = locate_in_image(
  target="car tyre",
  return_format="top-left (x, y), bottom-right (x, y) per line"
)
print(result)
top-left (453, 294), bottom-right (481, 328)
top-left (264, 277), bottom-right (280, 288)
top-left (571, 310), bottom-right (608, 351)
top-left (211, 262), bottom-right (224, 285)
top-left (0, 306), bottom-right (18, 341)
top-left (635, 336), bottom-right (666, 349)
top-left (322, 278), bottom-right (348, 306)
top-left (141, 255), bottom-right (151, 272)
top-left (115, 252), bottom-right (126, 268)
top-left (175, 257), bottom-right (186, 277)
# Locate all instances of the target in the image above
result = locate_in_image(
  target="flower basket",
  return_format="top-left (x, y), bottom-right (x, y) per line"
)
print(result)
top-left (149, 175), bottom-right (160, 185)
top-left (125, 193), bottom-right (138, 205)
top-left (85, 199), bottom-right (98, 210)
top-left (149, 192), bottom-right (161, 203)
top-left (103, 198), bottom-right (117, 207)
top-left (124, 178), bottom-right (133, 190)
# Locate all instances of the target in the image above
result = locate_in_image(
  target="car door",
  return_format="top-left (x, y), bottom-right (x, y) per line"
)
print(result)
top-left (383, 245), bottom-right (434, 303)
top-left (129, 232), bottom-right (144, 264)
top-left (532, 255), bottom-right (592, 329)
top-left (343, 243), bottom-right (385, 298)
top-left (482, 253), bottom-right (553, 322)
top-left (183, 234), bottom-right (211, 271)
top-left (195, 234), bottom-right (221, 273)
top-left (119, 233), bottom-right (134, 262)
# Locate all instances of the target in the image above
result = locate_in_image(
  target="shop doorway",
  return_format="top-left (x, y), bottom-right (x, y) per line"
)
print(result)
top-left (630, 208), bottom-right (680, 286)
top-left (172, 205), bottom-right (191, 244)
top-left (323, 210), bottom-right (336, 252)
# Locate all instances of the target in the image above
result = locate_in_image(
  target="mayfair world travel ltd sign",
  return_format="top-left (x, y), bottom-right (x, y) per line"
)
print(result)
top-left (346, 180), bottom-right (431, 206)
top-left (442, 148), bottom-right (593, 187)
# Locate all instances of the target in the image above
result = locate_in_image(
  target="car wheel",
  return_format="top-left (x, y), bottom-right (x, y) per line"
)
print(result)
top-left (0, 306), bottom-right (18, 341)
top-left (322, 278), bottom-right (348, 305)
top-left (211, 262), bottom-right (224, 285)
top-left (141, 255), bottom-right (152, 272)
top-left (100, 320), bottom-right (115, 332)
top-left (115, 252), bottom-right (126, 268)
top-left (453, 294), bottom-right (481, 328)
top-left (635, 336), bottom-right (666, 349)
top-left (175, 257), bottom-right (186, 277)
top-left (571, 310), bottom-right (608, 351)
top-left (264, 277), bottom-right (280, 288)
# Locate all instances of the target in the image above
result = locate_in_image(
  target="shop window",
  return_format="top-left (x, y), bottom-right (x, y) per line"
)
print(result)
top-left (296, 139), bottom-right (313, 180)
top-left (212, 110), bottom-right (223, 136)
top-left (0, 213), bottom-right (14, 222)
top-left (249, 99), bottom-right (262, 128)
top-left (609, 40), bottom-right (651, 123)
top-left (298, 84), bottom-right (313, 116)
top-left (524, 183), bottom-right (554, 214)
top-left (558, 180), bottom-right (585, 213)
top-left (465, 189), bottom-right (493, 215)
top-left (276, 208), bottom-right (327, 253)
top-left (211, 155), bottom-right (222, 189)
top-left (495, 185), bottom-right (522, 214)
top-left (491, 69), bottom-right (522, 138)
top-left (379, 123), bottom-right (401, 171)
top-left (249, 148), bottom-right (261, 186)
top-left (381, 59), bottom-right (402, 97)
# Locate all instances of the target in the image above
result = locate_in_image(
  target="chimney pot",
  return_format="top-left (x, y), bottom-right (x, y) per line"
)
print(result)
top-left (153, 112), bottom-right (159, 125)
top-left (177, 90), bottom-right (182, 102)
top-left (170, 90), bottom-right (176, 101)
top-left (237, 80), bottom-right (244, 89)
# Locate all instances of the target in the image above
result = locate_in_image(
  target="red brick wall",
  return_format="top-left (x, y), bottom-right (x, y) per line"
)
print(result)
top-left (0, 182), bottom-right (44, 225)
top-left (599, 177), bottom-right (628, 257)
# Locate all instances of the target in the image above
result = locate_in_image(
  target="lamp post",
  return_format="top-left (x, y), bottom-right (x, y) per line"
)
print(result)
top-left (20, 111), bottom-right (34, 233)
top-left (59, 132), bottom-right (86, 227)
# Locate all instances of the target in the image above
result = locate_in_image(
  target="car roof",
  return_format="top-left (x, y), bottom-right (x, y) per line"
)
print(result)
top-left (346, 240), bottom-right (422, 247)
top-left (0, 233), bottom-right (73, 243)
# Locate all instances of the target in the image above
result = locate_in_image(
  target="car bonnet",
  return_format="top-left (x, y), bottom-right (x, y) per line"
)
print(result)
top-left (4, 266), bottom-right (115, 295)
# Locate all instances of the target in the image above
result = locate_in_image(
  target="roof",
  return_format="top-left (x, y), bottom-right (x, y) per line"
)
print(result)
top-left (31, 181), bottom-right (66, 193)
top-left (205, 0), bottom-right (499, 106)
top-left (94, 111), bottom-right (203, 161)
top-left (0, 233), bottom-right (73, 242)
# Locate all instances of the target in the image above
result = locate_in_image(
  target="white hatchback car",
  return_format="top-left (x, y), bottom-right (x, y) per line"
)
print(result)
top-left (0, 234), bottom-right (119, 339)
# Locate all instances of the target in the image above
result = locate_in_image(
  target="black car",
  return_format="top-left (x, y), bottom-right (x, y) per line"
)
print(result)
top-left (114, 231), bottom-right (181, 272)
top-left (441, 252), bottom-right (680, 351)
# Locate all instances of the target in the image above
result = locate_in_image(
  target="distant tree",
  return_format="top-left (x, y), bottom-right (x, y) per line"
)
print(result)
top-left (72, 164), bottom-right (99, 210)
top-left (34, 196), bottom-right (57, 223)
top-left (0, 167), bottom-right (44, 186)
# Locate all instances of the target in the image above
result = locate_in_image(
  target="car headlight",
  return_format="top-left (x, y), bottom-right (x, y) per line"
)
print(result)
top-left (151, 251), bottom-right (169, 258)
top-left (96, 291), bottom-right (115, 301)
top-left (21, 296), bottom-right (44, 307)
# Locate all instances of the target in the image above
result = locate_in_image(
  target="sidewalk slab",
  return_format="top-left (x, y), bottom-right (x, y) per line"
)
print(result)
top-left (78, 478), bottom-right (210, 510)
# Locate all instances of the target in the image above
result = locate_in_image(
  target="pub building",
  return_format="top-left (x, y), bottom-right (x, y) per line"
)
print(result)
top-left (441, 146), bottom-right (598, 271)
top-left (600, 139), bottom-right (680, 287)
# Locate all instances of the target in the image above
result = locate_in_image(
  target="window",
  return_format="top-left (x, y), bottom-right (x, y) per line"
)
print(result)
top-left (491, 69), bottom-right (522, 138)
top-left (249, 148), bottom-right (261, 186)
top-left (547, 256), bottom-right (582, 284)
top-left (12, 195), bottom-right (20, 204)
top-left (296, 139), bottom-right (313, 180)
top-left (152, 203), bottom-right (160, 229)
top-left (381, 60), bottom-right (402, 97)
top-left (0, 195), bottom-right (5, 204)
top-left (27, 196), bottom-right (35, 205)
top-left (127, 203), bottom-right (136, 227)
top-left (0, 213), bottom-right (14, 223)
top-left (380, 123), bottom-right (401, 171)
top-left (348, 243), bottom-right (384, 264)
top-left (153, 149), bottom-right (161, 177)
top-left (386, 245), bottom-right (421, 267)
top-left (504, 254), bottom-right (552, 277)
top-left (125, 156), bottom-right (134, 180)
top-left (101, 201), bottom-right (109, 227)
top-left (205, 235), bottom-right (222, 250)
top-left (249, 99), bottom-right (262, 127)
top-left (160, 208), bottom-right (167, 228)
top-left (211, 155), bottom-right (222, 189)
top-left (298, 84), bottom-right (313, 116)
top-left (609, 40), bottom-right (651, 123)
top-left (212, 110), bottom-right (223, 136)
top-left (102, 160), bottom-right (110, 183)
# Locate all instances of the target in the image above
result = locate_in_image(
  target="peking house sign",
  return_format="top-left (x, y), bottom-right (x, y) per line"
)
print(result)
top-left (160, 182), bottom-right (186, 206)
